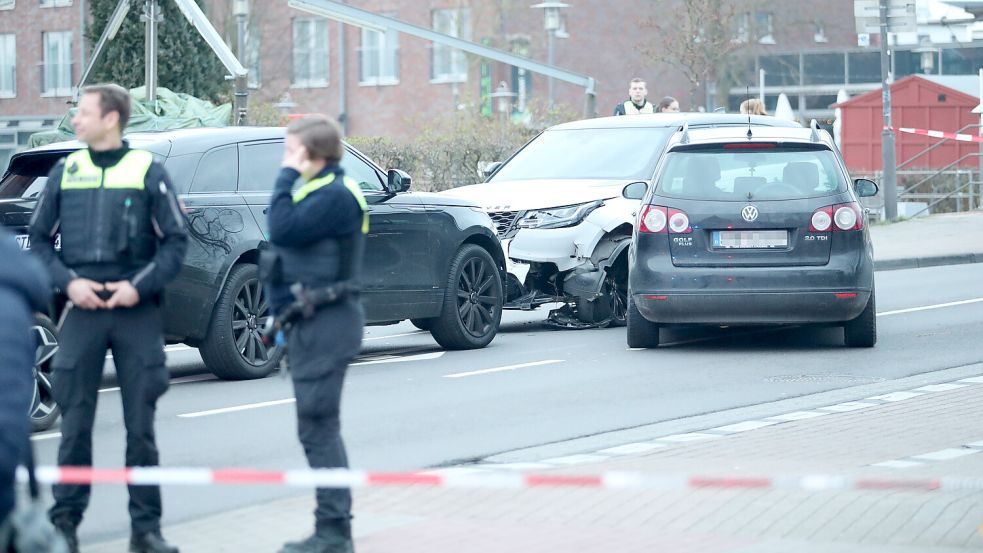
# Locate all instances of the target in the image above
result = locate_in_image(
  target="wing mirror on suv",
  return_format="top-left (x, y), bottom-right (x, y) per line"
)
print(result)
top-left (622, 181), bottom-right (649, 200)
top-left (482, 161), bottom-right (503, 180)
top-left (387, 169), bottom-right (412, 193)
top-left (853, 178), bottom-right (879, 198)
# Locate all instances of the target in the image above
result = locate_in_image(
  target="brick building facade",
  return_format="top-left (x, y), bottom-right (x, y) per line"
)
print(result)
top-left (1, 0), bottom-right (981, 144)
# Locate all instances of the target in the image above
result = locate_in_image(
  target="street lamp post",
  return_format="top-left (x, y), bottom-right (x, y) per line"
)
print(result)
top-left (490, 81), bottom-right (517, 123)
top-left (531, 2), bottom-right (569, 109)
top-left (234, 0), bottom-right (249, 63)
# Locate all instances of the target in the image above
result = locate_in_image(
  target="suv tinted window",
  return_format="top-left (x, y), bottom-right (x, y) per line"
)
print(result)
top-left (191, 146), bottom-right (238, 193)
top-left (490, 128), bottom-right (673, 182)
top-left (656, 147), bottom-right (846, 201)
top-left (239, 141), bottom-right (283, 192)
top-left (340, 151), bottom-right (384, 192)
top-left (164, 154), bottom-right (199, 195)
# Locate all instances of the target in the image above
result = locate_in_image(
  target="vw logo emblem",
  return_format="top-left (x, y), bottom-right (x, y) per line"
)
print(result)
top-left (741, 205), bottom-right (759, 222)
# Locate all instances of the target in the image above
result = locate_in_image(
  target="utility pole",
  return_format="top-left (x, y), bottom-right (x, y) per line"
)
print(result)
top-left (142, 0), bottom-right (161, 105)
top-left (879, 0), bottom-right (898, 221)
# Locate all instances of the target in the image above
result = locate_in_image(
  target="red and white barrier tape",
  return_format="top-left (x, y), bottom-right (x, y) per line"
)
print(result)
top-left (16, 466), bottom-right (983, 492)
top-left (898, 127), bottom-right (983, 143)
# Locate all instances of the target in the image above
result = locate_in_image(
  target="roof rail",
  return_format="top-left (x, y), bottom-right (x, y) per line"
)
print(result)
top-left (810, 119), bottom-right (821, 142)
top-left (679, 122), bottom-right (690, 144)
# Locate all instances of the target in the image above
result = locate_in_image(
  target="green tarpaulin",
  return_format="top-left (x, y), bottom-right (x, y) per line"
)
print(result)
top-left (28, 86), bottom-right (231, 148)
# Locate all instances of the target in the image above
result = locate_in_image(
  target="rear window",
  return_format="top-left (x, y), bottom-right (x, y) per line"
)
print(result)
top-left (0, 152), bottom-right (64, 200)
top-left (656, 146), bottom-right (847, 201)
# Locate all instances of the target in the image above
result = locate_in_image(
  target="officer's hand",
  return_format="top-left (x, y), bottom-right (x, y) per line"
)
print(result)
top-left (104, 280), bottom-right (140, 309)
top-left (67, 278), bottom-right (108, 310)
top-left (282, 145), bottom-right (312, 175)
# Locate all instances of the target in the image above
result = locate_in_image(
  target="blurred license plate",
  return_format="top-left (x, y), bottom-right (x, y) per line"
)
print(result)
top-left (16, 234), bottom-right (60, 251)
top-left (713, 230), bottom-right (788, 249)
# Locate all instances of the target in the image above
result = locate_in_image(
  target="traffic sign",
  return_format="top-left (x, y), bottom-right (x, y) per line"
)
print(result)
top-left (854, 0), bottom-right (916, 34)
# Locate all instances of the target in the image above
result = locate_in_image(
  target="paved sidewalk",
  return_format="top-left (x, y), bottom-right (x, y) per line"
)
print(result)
top-left (84, 373), bottom-right (983, 553)
top-left (870, 210), bottom-right (983, 270)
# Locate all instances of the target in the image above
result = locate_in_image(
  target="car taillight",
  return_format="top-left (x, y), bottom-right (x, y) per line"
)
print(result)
top-left (639, 205), bottom-right (668, 233)
top-left (809, 207), bottom-right (832, 232)
top-left (809, 203), bottom-right (863, 232)
top-left (667, 209), bottom-right (692, 234)
top-left (833, 203), bottom-right (863, 230)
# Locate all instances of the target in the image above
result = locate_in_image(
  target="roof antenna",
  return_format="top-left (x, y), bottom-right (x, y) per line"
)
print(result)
top-left (745, 85), bottom-right (753, 140)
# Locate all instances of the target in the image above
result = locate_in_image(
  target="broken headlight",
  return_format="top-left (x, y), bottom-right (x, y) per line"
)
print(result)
top-left (517, 200), bottom-right (604, 230)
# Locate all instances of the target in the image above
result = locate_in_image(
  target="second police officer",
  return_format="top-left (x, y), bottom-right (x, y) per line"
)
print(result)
top-left (261, 115), bottom-right (368, 553)
top-left (28, 84), bottom-right (187, 553)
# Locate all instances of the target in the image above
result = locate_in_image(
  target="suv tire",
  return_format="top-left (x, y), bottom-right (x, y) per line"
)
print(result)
top-left (844, 289), bottom-right (876, 348)
top-left (410, 318), bottom-right (433, 331)
top-left (626, 296), bottom-right (660, 348)
top-left (30, 314), bottom-right (60, 432)
top-left (200, 263), bottom-right (283, 379)
top-left (430, 245), bottom-right (503, 350)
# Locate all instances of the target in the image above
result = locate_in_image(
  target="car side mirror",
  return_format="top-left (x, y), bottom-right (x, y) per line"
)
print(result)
top-left (482, 161), bottom-right (503, 180)
top-left (387, 169), bottom-right (412, 193)
top-left (622, 181), bottom-right (648, 200)
top-left (854, 178), bottom-right (878, 198)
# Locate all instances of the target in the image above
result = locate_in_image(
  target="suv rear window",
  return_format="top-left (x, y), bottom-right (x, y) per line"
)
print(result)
top-left (656, 146), bottom-right (847, 201)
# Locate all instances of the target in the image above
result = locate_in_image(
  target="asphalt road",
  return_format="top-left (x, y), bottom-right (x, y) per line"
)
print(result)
top-left (29, 263), bottom-right (983, 544)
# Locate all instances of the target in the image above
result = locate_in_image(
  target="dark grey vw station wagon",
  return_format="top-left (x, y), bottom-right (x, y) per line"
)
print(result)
top-left (626, 123), bottom-right (879, 349)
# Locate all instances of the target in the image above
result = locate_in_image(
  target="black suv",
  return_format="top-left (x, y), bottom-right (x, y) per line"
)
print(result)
top-left (1, 127), bottom-right (505, 382)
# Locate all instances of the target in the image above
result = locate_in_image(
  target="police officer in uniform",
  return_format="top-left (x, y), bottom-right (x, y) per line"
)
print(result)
top-left (263, 115), bottom-right (367, 553)
top-left (28, 84), bottom-right (187, 553)
top-left (614, 77), bottom-right (657, 115)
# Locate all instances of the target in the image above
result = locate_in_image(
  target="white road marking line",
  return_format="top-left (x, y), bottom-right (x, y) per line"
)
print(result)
top-left (658, 433), bottom-right (723, 443)
top-left (538, 454), bottom-right (609, 466)
top-left (30, 432), bottom-right (61, 441)
top-left (443, 360), bottom-right (563, 379)
top-left (177, 398), bottom-right (296, 418)
top-left (352, 352), bottom-right (444, 366)
top-left (965, 440), bottom-right (983, 448)
top-left (106, 344), bottom-right (194, 360)
top-left (877, 297), bottom-right (983, 317)
top-left (958, 376), bottom-right (983, 384)
top-left (711, 420), bottom-right (781, 433)
top-left (99, 374), bottom-right (217, 394)
top-left (871, 460), bottom-right (925, 469)
top-left (867, 391), bottom-right (924, 402)
top-left (362, 331), bottom-right (428, 342)
top-left (766, 411), bottom-right (829, 422)
top-left (597, 442), bottom-right (667, 455)
top-left (911, 448), bottom-right (980, 461)
top-left (913, 383), bottom-right (970, 393)
top-left (818, 401), bottom-right (878, 412)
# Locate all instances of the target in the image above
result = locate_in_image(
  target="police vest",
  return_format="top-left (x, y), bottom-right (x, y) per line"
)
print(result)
top-left (278, 173), bottom-right (369, 289)
top-left (623, 100), bottom-right (655, 115)
top-left (58, 149), bottom-right (157, 268)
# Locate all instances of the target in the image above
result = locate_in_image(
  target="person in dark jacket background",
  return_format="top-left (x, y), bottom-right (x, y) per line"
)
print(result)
top-left (0, 229), bottom-right (51, 543)
top-left (28, 83), bottom-right (187, 553)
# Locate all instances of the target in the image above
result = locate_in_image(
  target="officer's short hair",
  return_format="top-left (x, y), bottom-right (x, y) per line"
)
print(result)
top-left (82, 84), bottom-right (132, 129)
top-left (287, 115), bottom-right (344, 164)
top-left (629, 77), bottom-right (645, 87)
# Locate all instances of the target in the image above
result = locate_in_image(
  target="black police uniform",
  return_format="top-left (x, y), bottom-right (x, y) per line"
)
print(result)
top-left (265, 164), bottom-right (365, 553)
top-left (28, 141), bottom-right (188, 551)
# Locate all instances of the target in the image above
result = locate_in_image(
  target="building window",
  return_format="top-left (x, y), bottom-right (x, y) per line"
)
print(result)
top-left (814, 22), bottom-right (828, 43)
top-left (431, 8), bottom-right (470, 83)
top-left (0, 0), bottom-right (14, 10)
top-left (360, 25), bottom-right (399, 85)
top-left (40, 0), bottom-right (72, 7)
top-left (245, 22), bottom-right (260, 89)
top-left (756, 12), bottom-right (775, 44)
top-left (0, 34), bottom-right (14, 97)
top-left (42, 31), bottom-right (72, 97)
top-left (292, 18), bottom-right (328, 88)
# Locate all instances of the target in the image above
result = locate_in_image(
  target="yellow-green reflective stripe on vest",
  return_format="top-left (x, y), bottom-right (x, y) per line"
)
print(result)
top-left (61, 149), bottom-right (153, 190)
top-left (292, 174), bottom-right (369, 234)
top-left (623, 101), bottom-right (655, 115)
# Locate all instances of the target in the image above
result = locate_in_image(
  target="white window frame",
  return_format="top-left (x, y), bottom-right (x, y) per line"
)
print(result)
top-left (0, 0), bottom-right (14, 11)
top-left (756, 12), bottom-right (775, 44)
top-left (431, 8), bottom-right (470, 84)
top-left (40, 0), bottom-right (72, 7)
top-left (41, 31), bottom-right (72, 97)
top-left (291, 17), bottom-right (329, 89)
top-left (0, 34), bottom-right (15, 98)
top-left (359, 25), bottom-right (399, 86)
